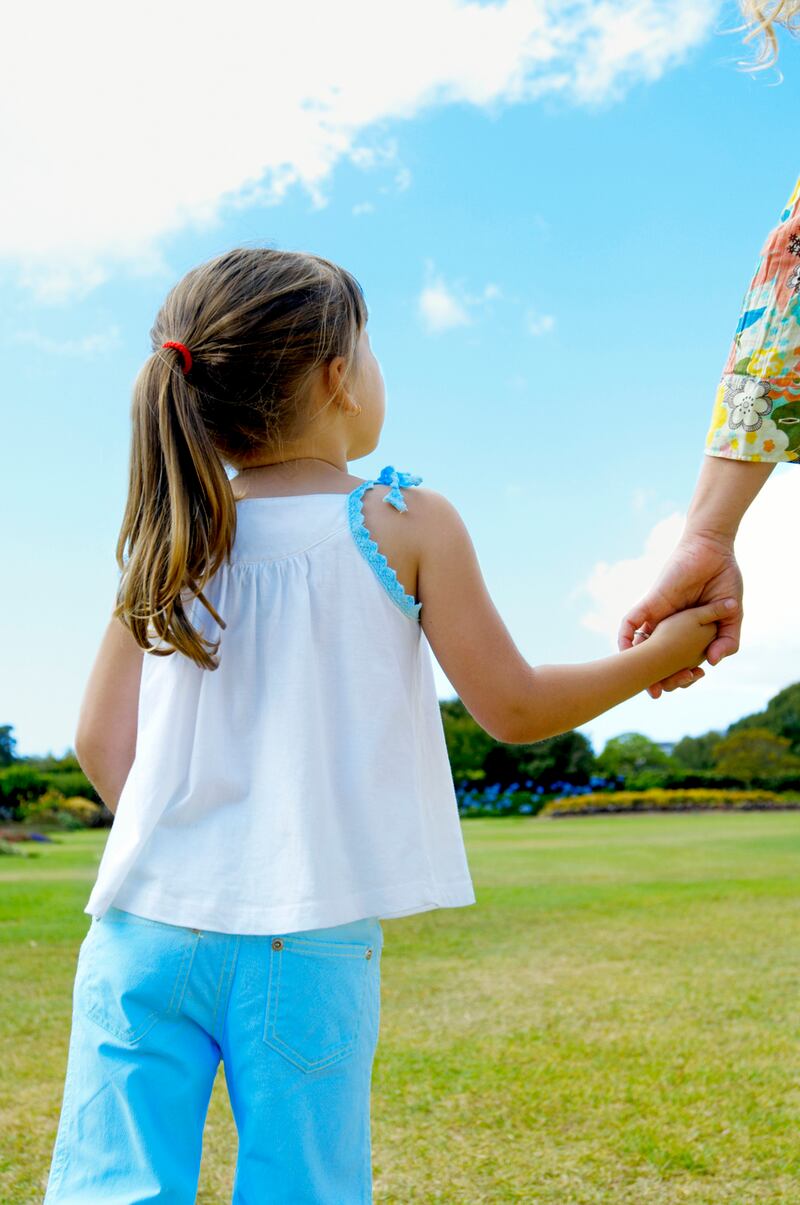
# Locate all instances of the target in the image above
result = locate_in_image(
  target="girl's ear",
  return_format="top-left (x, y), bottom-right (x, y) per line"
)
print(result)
top-left (317, 353), bottom-right (353, 412)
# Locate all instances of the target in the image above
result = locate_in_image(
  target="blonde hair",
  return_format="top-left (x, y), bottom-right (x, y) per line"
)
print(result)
top-left (115, 247), bottom-right (368, 670)
top-left (738, 0), bottom-right (800, 68)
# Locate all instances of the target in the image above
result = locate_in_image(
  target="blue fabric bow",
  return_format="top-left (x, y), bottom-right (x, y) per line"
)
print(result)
top-left (375, 465), bottom-right (423, 512)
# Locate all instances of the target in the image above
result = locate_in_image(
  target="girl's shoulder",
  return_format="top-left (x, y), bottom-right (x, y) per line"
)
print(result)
top-left (352, 469), bottom-right (460, 617)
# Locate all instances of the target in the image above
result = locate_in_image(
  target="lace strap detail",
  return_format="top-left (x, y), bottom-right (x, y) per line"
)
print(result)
top-left (347, 465), bottom-right (423, 620)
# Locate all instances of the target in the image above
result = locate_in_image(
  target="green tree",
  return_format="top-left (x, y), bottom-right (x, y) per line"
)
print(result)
top-left (439, 698), bottom-right (596, 788)
top-left (672, 731), bottom-right (724, 772)
top-left (0, 725), bottom-right (17, 768)
top-left (597, 732), bottom-right (675, 781)
top-left (728, 683), bottom-right (800, 755)
top-left (484, 730), bottom-right (596, 788)
top-left (711, 727), bottom-right (800, 783)
top-left (439, 698), bottom-right (496, 782)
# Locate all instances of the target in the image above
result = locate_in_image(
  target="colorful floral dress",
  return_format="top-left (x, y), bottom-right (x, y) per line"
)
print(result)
top-left (705, 173), bottom-right (800, 463)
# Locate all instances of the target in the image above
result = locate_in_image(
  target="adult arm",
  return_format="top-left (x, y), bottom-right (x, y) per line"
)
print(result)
top-left (704, 172), bottom-right (800, 466)
top-left (619, 456), bottom-right (774, 698)
top-left (620, 173), bottom-right (800, 697)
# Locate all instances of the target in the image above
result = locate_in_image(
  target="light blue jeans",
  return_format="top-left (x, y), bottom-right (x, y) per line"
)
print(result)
top-left (43, 906), bottom-right (384, 1204)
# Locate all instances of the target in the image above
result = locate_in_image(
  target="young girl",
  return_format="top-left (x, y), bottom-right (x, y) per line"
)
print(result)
top-left (43, 246), bottom-right (733, 1204)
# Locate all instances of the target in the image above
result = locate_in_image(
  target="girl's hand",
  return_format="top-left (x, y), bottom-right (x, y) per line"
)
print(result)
top-left (644, 596), bottom-right (738, 680)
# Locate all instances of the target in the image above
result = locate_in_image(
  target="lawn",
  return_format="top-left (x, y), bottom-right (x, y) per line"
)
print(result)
top-left (3, 812), bottom-right (800, 1203)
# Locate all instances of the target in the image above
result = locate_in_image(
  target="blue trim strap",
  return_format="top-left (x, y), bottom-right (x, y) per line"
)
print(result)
top-left (347, 465), bottom-right (423, 621)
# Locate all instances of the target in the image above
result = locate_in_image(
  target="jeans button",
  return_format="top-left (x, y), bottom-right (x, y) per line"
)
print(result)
top-left (272, 938), bottom-right (283, 950)
top-left (365, 948), bottom-right (373, 959)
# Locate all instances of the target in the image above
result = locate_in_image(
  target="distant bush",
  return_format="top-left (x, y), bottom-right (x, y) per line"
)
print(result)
top-left (19, 791), bottom-right (85, 830)
top-left (58, 796), bottom-right (107, 827)
top-left (539, 788), bottom-right (800, 818)
top-left (0, 766), bottom-right (45, 820)
top-left (0, 763), bottom-right (108, 824)
top-left (615, 769), bottom-right (800, 793)
top-left (36, 770), bottom-right (103, 806)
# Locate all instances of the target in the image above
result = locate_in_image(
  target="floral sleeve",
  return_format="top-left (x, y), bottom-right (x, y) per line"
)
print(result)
top-left (705, 173), bottom-right (800, 463)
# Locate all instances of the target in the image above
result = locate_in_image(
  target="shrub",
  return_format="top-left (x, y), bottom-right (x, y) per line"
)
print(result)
top-left (58, 796), bottom-right (107, 827)
top-left (0, 766), bottom-right (45, 821)
top-left (539, 788), bottom-right (800, 818)
top-left (37, 770), bottom-right (103, 806)
top-left (19, 792), bottom-right (84, 830)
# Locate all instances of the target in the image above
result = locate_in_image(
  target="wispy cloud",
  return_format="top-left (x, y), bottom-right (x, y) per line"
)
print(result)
top-left (2, 0), bottom-right (721, 299)
top-left (393, 167), bottom-right (413, 193)
top-left (526, 310), bottom-right (556, 336)
top-left (417, 262), bottom-right (503, 333)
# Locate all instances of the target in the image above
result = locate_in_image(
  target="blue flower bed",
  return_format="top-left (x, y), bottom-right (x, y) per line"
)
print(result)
top-left (455, 776), bottom-right (623, 817)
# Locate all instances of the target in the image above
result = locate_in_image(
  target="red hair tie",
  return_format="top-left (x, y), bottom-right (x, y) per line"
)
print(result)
top-left (162, 341), bottom-right (193, 375)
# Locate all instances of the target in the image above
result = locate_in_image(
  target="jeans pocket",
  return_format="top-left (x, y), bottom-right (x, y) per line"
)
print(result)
top-left (262, 933), bottom-right (378, 1073)
top-left (76, 911), bottom-right (198, 1044)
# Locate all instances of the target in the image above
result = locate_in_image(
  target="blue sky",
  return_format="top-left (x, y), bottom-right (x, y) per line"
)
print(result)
top-left (3, 0), bottom-right (799, 759)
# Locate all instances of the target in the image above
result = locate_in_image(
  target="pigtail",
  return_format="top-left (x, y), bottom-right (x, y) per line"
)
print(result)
top-left (114, 349), bottom-right (235, 670)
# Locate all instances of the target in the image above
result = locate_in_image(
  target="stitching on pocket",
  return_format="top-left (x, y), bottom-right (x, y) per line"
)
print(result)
top-left (79, 922), bottom-right (199, 1044)
top-left (262, 937), bottom-right (374, 1072)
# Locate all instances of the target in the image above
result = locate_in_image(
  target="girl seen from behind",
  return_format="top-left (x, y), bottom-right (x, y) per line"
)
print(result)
top-left (43, 247), bottom-right (734, 1203)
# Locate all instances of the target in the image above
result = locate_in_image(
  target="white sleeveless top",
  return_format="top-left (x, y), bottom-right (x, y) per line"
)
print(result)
top-left (83, 465), bottom-right (476, 934)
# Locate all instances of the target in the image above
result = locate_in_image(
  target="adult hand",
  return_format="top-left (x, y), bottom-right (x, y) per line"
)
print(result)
top-left (617, 532), bottom-right (744, 700)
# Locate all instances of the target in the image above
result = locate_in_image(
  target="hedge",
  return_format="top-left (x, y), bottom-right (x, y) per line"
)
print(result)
top-left (539, 788), bottom-right (800, 818)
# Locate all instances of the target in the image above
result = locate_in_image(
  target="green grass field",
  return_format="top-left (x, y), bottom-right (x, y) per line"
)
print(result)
top-left (3, 813), bottom-right (800, 1203)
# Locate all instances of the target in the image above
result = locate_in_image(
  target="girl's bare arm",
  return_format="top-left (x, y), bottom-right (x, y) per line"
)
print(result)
top-left (74, 610), bottom-right (144, 814)
top-left (412, 488), bottom-right (728, 745)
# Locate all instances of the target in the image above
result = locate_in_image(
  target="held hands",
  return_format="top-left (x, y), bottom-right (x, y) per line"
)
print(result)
top-left (641, 596), bottom-right (738, 684)
top-left (618, 532), bottom-right (744, 699)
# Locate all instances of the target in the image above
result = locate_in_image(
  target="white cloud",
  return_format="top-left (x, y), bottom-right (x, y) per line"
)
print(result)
top-left (418, 278), bottom-right (473, 332)
top-left (2, 0), bottom-right (721, 299)
top-left (575, 467), bottom-right (800, 746)
top-left (352, 201), bottom-right (376, 216)
top-left (11, 325), bottom-right (122, 357)
top-left (526, 310), bottom-right (556, 336)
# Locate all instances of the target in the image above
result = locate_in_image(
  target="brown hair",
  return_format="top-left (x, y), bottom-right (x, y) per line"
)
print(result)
top-left (114, 247), bottom-right (368, 670)
top-left (738, 1), bottom-right (800, 68)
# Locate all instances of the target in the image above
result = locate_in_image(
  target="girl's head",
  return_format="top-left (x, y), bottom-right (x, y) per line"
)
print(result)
top-left (738, 1), bottom-right (800, 67)
top-left (116, 247), bottom-right (383, 670)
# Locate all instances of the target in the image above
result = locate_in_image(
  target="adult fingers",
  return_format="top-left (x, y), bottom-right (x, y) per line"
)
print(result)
top-left (647, 664), bottom-right (705, 697)
top-left (618, 602), bottom-right (652, 652)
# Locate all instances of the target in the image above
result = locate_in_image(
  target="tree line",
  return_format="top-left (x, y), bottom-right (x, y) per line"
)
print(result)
top-left (2, 681), bottom-right (800, 806)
